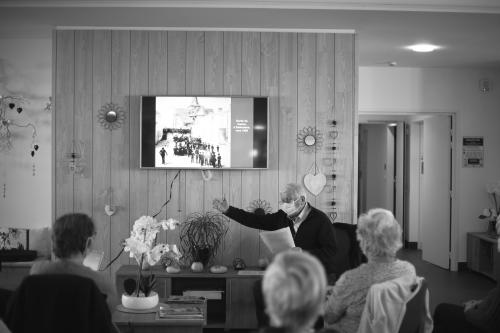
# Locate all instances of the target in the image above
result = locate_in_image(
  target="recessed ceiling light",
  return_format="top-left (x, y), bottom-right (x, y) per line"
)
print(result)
top-left (406, 44), bottom-right (440, 53)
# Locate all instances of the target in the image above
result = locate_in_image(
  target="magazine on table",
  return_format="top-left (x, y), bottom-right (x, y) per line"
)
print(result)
top-left (158, 304), bottom-right (204, 319)
top-left (165, 295), bottom-right (206, 304)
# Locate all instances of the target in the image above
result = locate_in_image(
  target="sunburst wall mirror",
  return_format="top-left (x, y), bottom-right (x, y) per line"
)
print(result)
top-left (297, 126), bottom-right (323, 152)
top-left (98, 102), bottom-right (125, 130)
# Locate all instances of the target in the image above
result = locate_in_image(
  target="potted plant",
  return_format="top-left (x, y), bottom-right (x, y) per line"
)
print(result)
top-left (179, 211), bottom-right (228, 268)
top-left (122, 215), bottom-right (182, 310)
top-left (479, 181), bottom-right (500, 236)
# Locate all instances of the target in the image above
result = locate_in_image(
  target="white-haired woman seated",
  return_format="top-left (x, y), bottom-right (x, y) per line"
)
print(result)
top-left (324, 208), bottom-right (416, 333)
top-left (262, 250), bottom-right (329, 333)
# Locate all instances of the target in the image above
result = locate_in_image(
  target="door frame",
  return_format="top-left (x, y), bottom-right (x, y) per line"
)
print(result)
top-left (358, 111), bottom-right (458, 271)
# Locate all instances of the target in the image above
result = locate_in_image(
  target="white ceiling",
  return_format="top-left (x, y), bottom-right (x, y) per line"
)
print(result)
top-left (0, 0), bottom-right (499, 68)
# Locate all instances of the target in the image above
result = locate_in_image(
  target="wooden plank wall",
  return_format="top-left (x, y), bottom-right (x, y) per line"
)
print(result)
top-left (54, 30), bottom-right (356, 277)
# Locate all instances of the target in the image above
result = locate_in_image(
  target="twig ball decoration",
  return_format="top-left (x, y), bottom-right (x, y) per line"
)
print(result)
top-left (98, 102), bottom-right (125, 130)
top-left (297, 126), bottom-right (323, 152)
top-left (247, 199), bottom-right (272, 216)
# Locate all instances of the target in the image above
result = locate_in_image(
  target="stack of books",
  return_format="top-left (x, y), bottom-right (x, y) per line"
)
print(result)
top-left (157, 296), bottom-right (206, 321)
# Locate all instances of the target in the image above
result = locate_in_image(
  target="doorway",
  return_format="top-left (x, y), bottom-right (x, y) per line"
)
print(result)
top-left (358, 113), bottom-right (455, 270)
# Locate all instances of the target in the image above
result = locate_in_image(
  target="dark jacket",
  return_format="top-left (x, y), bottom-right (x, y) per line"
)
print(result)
top-left (465, 285), bottom-right (500, 333)
top-left (225, 205), bottom-right (337, 275)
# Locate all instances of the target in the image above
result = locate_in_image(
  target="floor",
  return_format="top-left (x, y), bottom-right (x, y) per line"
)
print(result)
top-left (398, 248), bottom-right (496, 312)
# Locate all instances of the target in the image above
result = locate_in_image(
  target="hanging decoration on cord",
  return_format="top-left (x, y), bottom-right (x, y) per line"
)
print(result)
top-left (297, 126), bottom-right (323, 153)
top-left (247, 199), bottom-right (273, 215)
top-left (0, 95), bottom-right (39, 155)
top-left (303, 161), bottom-right (326, 196)
top-left (97, 102), bottom-right (125, 130)
top-left (65, 140), bottom-right (85, 175)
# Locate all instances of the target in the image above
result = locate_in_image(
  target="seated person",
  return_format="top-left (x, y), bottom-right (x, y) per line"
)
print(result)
top-left (262, 250), bottom-right (329, 333)
top-left (433, 222), bottom-right (500, 333)
top-left (324, 208), bottom-right (416, 333)
top-left (30, 213), bottom-right (118, 311)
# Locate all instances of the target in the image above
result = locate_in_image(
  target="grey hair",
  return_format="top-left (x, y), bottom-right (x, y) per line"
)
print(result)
top-left (357, 208), bottom-right (402, 258)
top-left (262, 251), bottom-right (326, 330)
top-left (283, 183), bottom-right (307, 200)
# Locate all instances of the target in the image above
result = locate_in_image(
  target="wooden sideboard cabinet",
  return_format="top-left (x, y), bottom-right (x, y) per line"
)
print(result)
top-left (116, 265), bottom-right (263, 330)
top-left (467, 232), bottom-right (500, 281)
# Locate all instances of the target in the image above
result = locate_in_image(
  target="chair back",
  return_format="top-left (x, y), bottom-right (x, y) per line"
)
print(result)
top-left (331, 223), bottom-right (366, 277)
top-left (5, 274), bottom-right (115, 333)
top-left (0, 288), bottom-right (13, 319)
top-left (398, 279), bottom-right (428, 333)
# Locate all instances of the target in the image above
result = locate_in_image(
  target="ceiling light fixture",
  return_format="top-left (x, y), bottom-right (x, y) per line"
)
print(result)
top-left (406, 44), bottom-right (440, 53)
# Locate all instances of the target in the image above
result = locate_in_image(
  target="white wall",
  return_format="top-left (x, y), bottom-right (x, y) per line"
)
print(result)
top-left (359, 67), bottom-right (500, 264)
top-left (0, 37), bottom-right (52, 229)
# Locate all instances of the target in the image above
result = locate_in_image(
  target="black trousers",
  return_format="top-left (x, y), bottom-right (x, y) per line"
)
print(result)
top-left (432, 303), bottom-right (484, 333)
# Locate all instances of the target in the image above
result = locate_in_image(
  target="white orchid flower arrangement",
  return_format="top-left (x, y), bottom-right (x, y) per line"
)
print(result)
top-left (122, 216), bottom-right (182, 297)
top-left (479, 182), bottom-right (500, 234)
top-left (121, 171), bottom-right (183, 297)
top-left (124, 216), bottom-right (182, 267)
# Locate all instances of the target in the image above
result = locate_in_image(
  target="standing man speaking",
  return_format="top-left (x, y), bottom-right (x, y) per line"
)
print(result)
top-left (213, 182), bottom-right (337, 283)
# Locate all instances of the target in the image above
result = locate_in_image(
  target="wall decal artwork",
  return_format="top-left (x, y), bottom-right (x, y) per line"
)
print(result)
top-left (247, 199), bottom-right (272, 215)
top-left (297, 126), bottom-right (323, 152)
top-left (0, 95), bottom-right (38, 155)
top-left (97, 102), bottom-right (125, 130)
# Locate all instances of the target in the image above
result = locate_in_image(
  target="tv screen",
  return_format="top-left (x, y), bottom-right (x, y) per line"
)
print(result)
top-left (140, 96), bottom-right (268, 169)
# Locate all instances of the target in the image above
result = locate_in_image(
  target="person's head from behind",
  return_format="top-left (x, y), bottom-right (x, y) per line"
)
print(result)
top-left (279, 183), bottom-right (307, 217)
top-left (52, 213), bottom-right (96, 260)
top-left (263, 251), bottom-right (326, 332)
top-left (357, 208), bottom-right (402, 260)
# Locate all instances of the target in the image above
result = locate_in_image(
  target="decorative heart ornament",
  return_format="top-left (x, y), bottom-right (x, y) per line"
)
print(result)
top-left (303, 172), bottom-right (327, 196)
top-left (104, 204), bottom-right (116, 216)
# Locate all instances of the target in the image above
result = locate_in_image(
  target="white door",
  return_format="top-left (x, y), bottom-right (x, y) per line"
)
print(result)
top-left (421, 115), bottom-right (451, 269)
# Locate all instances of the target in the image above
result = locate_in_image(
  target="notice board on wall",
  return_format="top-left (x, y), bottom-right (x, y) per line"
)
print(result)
top-left (463, 136), bottom-right (484, 167)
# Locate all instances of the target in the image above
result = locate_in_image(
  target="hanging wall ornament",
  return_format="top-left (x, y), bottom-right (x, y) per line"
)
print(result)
top-left (303, 162), bottom-right (326, 196)
top-left (97, 102), bottom-right (125, 130)
top-left (247, 199), bottom-right (273, 215)
top-left (65, 140), bottom-right (85, 175)
top-left (297, 126), bottom-right (323, 153)
top-left (0, 95), bottom-right (37, 154)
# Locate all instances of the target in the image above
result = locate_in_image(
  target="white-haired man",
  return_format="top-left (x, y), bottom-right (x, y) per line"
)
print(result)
top-left (213, 183), bottom-right (337, 281)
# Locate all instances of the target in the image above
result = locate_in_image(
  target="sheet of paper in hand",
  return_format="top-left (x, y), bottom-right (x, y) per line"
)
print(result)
top-left (259, 228), bottom-right (295, 254)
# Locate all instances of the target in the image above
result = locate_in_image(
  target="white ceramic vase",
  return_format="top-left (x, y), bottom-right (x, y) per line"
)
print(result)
top-left (121, 291), bottom-right (159, 310)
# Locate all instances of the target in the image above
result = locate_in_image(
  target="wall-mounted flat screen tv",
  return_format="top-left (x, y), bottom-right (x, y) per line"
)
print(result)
top-left (140, 96), bottom-right (268, 169)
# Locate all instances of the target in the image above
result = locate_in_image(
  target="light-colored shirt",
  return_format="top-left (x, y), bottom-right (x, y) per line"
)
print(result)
top-left (30, 259), bottom-right (118, 311)
top-left (292, 203), bottom-right (311, 233)
top-left (324, 259), bottom-right (416, 333)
